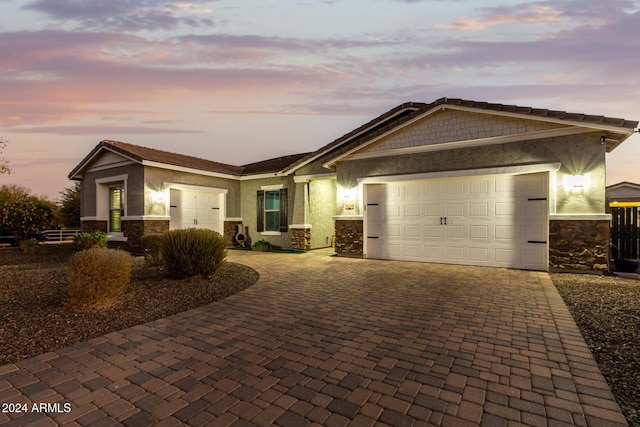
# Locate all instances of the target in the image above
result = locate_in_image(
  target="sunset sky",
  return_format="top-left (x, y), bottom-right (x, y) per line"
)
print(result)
top-left (1, 0), bottom-right (639, 199)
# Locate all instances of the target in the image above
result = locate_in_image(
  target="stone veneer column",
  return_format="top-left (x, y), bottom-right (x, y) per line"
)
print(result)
top-left (290, 226), bottom-right (311, 251)
top-left (335, 219), bottom-right (363, 257)
top-left (549, 219), bottom-right (609, 270)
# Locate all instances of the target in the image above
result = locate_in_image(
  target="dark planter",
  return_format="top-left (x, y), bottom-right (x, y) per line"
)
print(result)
top-left (614, 258), bottom-right (640, 273)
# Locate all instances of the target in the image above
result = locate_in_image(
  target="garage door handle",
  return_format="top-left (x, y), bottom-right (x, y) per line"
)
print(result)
top-left (528, 240), bottom-right (547, 244)
top-left (440, 217), bottom-right (447, 225)
top-left (528, 198), bottom-right (547, 201)
top-left (367, 236), bottom-right (379, 239)
top-left (367, 203), bottom-right (379, 206)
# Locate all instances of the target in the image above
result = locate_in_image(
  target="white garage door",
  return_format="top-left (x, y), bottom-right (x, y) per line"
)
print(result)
top-left (169, 189), bottom-right (222, 233)
top-left (364, 172), bottom-right (548, 270)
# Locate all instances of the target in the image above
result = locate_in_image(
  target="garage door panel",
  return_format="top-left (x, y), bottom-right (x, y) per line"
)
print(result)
top-left (469, 248), bottom-right (488, 262)
top-left (424, 225), bottom-right (444, 238)
top-left (495, 225), bottom-right (516, 240)
top-left (447, 203), bottom-right (464, 216)
top-left (469, 203), bottom-right (488, 217)
top-left (470, 179), bottom-right (489, 195)
top-left (447, 247), bottom-right (465, 260)
top-left (404, 225), bottom-right (421, 238)
top-left (404, 204), bottom-right (421, 217)
top-left (404, 245), bottom-right (421, 258)
top-left (496, 202), bottom-right (516, 216)
top-left (447, 181), bottom-right (465, 195)
top-left (469, 225), bottom-right (488, 239)
top-left (424, 245), bottom-right (444, 260)
top-left (447, 226), bottom-right (465, 238)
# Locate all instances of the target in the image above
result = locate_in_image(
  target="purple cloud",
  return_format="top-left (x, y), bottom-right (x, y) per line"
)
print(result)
top-left (22, 0), bottom-right (216, 31)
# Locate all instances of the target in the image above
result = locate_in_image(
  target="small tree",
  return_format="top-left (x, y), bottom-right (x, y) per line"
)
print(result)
top-left (0, 195), bottom-right (53, 243)
top-left (58, 182), bottom-right (81, 228)
top-left (0, 185), bottom-right (55, 246)
top-left (0, 137), bottom-right (11, 175)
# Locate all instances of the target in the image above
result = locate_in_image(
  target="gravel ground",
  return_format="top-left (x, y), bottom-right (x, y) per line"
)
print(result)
top-left (0, 244), bottom-right (258, 366)
top-left (552, 272), bottom-right (640, 427)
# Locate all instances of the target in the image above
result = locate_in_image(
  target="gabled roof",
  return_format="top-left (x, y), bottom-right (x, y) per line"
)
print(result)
top-left (281, 97), bottom-right (639, 173)
top-left (68, 140), bottom-right (308, 179)
top-left (242, 153), bottom-right (310, 175)
top-left (607, 181), bottom-right (640, 191)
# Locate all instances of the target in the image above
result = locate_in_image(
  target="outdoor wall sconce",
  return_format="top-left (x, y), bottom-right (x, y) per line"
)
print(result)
top-left (562, 174), bottom-right (591, 192)
top-left (340, 187), bottom-right (357, 210)
top-left (150, 190), bottom-right (167, 203)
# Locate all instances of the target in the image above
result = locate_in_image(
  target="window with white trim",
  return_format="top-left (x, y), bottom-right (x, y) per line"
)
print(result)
top-left (257, 188), bottom-right (288, 233)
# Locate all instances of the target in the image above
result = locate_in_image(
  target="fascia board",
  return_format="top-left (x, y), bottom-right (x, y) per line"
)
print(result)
top-left (142, 160), bottom-right (241, 180)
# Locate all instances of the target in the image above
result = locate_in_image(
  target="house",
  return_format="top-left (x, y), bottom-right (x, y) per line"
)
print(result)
top-left (606, 181), bottom-right (640, 212)
top-left (69, 97), bottom-right (639, 271)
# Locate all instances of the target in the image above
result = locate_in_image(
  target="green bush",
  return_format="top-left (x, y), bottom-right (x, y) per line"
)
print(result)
top-left (67, 248), bottom-right (133, 305)
top-left (140, 233), bottom-right (164, 266)
top-left (73, 231), bottom-right (108, 251)
top-left (162, 228), bottom-right (227, 279)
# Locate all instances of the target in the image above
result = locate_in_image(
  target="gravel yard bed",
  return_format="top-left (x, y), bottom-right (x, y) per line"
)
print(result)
top-left (552, 272), bottom-right (640, 427)
top-left (0, 245), bottom-right (258, 366)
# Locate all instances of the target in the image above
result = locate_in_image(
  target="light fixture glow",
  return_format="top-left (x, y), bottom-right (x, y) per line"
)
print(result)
top-left (562, 174), bottom-right (591, 192)
top-left (150, 190), bottom-right (167, 203)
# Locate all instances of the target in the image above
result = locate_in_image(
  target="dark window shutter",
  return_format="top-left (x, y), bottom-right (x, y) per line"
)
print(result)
top-left (279, 188), bottom-right (288, 232)
top-left (256, 190), bottom-right (264, 232)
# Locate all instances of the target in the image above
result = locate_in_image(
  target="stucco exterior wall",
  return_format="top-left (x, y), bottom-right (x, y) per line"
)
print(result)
top-left (81, 164), bottom-right (145, 217)
top-left (143, 166), bottom-right (241, 218)
top-left (337, 132), bottom-right (607, 215)
top-left (240, 176), bottom-right (297, 248)
top-left (308, 179), bottom-right (336, 248)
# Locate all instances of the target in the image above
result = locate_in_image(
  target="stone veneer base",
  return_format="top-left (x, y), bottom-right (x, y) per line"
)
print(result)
top-left (549, 219), bottom-right (609, 271)
top-left (335, 219), bottom-right (363, 257)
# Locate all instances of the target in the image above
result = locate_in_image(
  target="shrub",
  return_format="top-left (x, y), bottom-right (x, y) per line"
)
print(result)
top-left (141, 233), bottom-right (164, 266)
top-left (162, 228), bottom-right (227, 279)
top-left (73, 231), bottom-right (107, 251)
top-left (67, 248), bottom-right (133, 305)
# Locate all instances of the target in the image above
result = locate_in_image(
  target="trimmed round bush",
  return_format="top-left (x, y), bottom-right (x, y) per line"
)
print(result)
top-left (67, 248), bottom-right (133, 305)
top-left (162, 228), bottom-right (227, 279)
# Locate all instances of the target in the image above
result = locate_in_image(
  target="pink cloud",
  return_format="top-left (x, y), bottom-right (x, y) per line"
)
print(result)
top-left (437, 3), bottom-right (564, 31)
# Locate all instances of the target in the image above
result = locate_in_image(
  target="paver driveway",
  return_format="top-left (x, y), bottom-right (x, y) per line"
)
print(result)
top-left (0, 250), bottom-right (627, 426)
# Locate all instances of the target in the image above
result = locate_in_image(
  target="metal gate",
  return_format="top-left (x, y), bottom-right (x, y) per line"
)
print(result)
top-left (611, 207), bottom-right (640, 259)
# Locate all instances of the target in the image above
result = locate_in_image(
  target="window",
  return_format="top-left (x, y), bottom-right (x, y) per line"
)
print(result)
top-left (109, 186), bottom-right (124, 233)
top-left (257, 188), bottom-right (288, 233)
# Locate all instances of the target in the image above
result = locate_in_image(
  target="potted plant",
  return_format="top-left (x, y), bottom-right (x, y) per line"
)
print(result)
top-left (252, 239), bottom-right (273, 252)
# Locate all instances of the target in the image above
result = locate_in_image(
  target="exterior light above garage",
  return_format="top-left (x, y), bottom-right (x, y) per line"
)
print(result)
top-left (562, 174), bottom-right (591, 192)
top-left (150, 190), bottom-right (167, 203)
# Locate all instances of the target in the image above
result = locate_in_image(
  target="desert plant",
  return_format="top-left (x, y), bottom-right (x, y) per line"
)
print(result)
top-left (252, 239), bottom-right (273, 251)
top-left (161, 228), bottom-right (227, 279)
top-left (141, 233), bottom-right (164, 266)
top-left (66, 248), bottom-right (133, 305)
top-left (73, 231), bottom-right (108, 251)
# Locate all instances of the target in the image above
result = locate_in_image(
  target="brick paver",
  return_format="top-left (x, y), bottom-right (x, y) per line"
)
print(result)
top-left (0, 250), bottom-right (628, 426)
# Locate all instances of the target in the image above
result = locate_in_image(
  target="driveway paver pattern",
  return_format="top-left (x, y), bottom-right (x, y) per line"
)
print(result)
top-left (0, 250), bottom-right (628, 426)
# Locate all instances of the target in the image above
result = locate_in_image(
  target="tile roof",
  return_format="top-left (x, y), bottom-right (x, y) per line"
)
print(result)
top-left (242, 152), bottom-right (311, 175)
top-left (69, 140), bottom-right (308, 179)
top-left (69, 98), bottom-right (638, 180)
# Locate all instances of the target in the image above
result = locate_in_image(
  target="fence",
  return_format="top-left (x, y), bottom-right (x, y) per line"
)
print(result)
top-left (43, 229), bottom-right (81, 243)
top-left (611, 207), bottom-right (639, 259)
